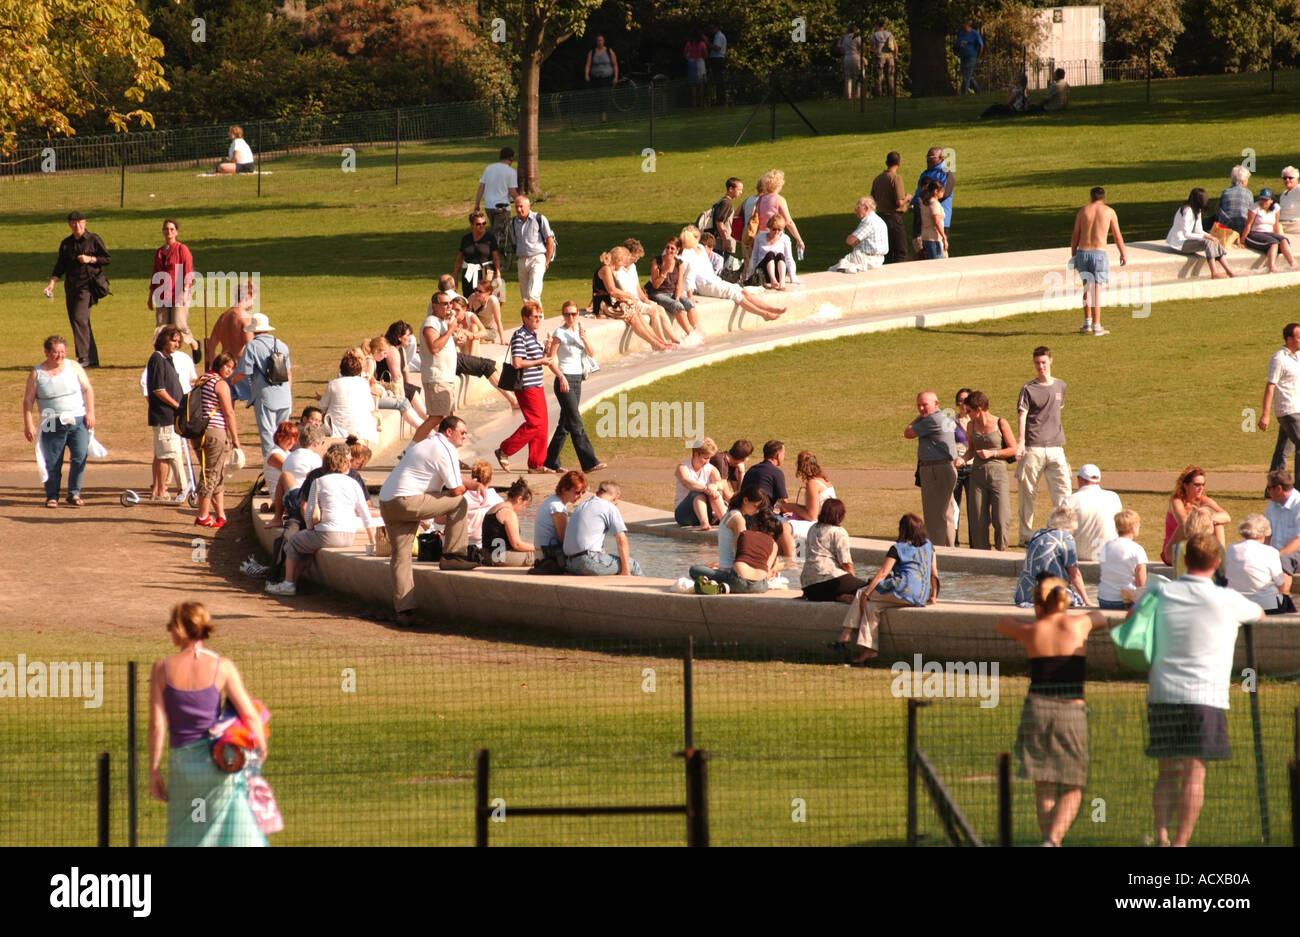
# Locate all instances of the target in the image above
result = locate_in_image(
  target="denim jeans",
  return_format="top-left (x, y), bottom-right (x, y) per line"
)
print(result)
top-left (649, 291), bottom-right (693, 316)
top-left (687, 564), bottom-right (768, 593)
top-left (545, 373), bottom-right (600, 471)
top-left (41, 417), bottom-right (89, 501)
top-left (565, 551), bottom-right (643, 576)
top-left (960, 56), bottom-right (979, 94)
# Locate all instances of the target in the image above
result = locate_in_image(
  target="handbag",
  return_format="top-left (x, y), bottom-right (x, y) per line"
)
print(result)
top-left (372, 526), bottom-right (392, 557)
top-left (1111, 583), bottom-right (1162, 670)
top-left (498, 335), bottom-right (525, 392)
top-left (582, 354), bottom-right (599, 379)
top-left (417, 530), bottom-right (443, 562)
top-left (87, 271), bottom-right (111, 304)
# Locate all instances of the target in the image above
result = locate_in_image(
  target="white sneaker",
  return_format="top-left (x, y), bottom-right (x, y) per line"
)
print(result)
top-left (264, 580), bottom-right (296, 595)
top-left (1092, 326), bottom-right (1110, 336)
top-left (1078, 321), bottom-right (1093, 334)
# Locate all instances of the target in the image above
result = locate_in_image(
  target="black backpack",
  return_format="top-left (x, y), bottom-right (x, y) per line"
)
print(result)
top-left (263, 338), bottom-right (289, 385)
top-left (176, 374), bottom-right (217, 440)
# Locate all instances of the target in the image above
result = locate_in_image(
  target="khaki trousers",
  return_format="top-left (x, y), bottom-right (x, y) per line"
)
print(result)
top-left (919, 461), bottom-right (958, 547)
top-left (380, 492), bottom-right (468, 614)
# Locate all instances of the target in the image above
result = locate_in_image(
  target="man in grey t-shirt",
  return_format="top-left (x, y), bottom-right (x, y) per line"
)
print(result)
top-left (1015, 346), bottom-right (1072, 543)
top-left (905, 390), bottom-right (961, 547)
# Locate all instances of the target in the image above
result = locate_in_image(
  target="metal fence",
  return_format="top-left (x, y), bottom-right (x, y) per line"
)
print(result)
top-left (3, 629), bottom-right (1295, 847)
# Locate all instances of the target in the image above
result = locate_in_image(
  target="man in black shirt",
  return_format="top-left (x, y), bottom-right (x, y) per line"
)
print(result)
top-left (744, 439), bottom-right (788, 508)
top-left (45, 211), bottom-right (109, 367)
top-left (146, 327), bottom-right (185, 500)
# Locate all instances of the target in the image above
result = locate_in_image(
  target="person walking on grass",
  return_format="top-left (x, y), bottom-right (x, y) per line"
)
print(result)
top-left (1070, 186), bottom-right (1127, 336)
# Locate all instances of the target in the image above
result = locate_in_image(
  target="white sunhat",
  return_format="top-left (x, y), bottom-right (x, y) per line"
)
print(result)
top-left (248, 313), bottom-right (275, 333)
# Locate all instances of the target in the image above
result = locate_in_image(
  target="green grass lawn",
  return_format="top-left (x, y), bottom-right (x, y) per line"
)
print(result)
top-left (2, 636), bottom-right (1294, 846)
top-left (5, 73), bottom-right (1300, 846)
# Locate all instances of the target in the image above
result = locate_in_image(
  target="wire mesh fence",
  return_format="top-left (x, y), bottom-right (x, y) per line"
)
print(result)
top-left (2, 627), bottom-right (1295, 847)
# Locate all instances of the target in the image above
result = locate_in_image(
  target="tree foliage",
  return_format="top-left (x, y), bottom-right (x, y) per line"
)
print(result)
top-left (1174, 0), bottom-right (1300, 73)
top-left (0, 0), bottom-right (168, 156)
top-left (1102, 0), bottom-right (1184, 71)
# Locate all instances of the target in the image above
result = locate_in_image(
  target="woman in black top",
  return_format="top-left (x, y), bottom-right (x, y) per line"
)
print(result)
top-left (481, 479), bottom-right (535, 566)
top-left (995, 576), bottom-right (1107, 846)
top-left (455, 211), bottom-right (501, 297)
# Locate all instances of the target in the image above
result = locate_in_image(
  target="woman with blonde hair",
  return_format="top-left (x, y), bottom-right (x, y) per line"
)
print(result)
top-left (591, 246), bottom-right (675, 351)
top-left (217, 125), bottom-right (255, 175)
top-left (996, 578), bottom-right (1107, 847)
top-left (674, 436), bottom-right (727, 528)
top-left (1161, 464), bottom-right (1230, 566)
top-left (148, 601), bottom-right (268, 846)
top-left (465, 459), bottom-right (504, 549)
top-left (746, 169), bottom-right (805, 276)
top-left (678, 226), bottom-right (786, 321)
top-left (751, 215), bottom-right (796, 289)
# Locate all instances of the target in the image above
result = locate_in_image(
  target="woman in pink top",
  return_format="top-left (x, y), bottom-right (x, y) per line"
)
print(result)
top-left (1161, 464), bottom-right (1230, 566)
top-left (748, 169), bottom-right (805, 277)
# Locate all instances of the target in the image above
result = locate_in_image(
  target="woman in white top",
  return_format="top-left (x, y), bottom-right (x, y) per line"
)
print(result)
top-left (1166, 187), bottom-right (1234, 278)
top-left (678, 226), bottom-right (786, 321)
top-left (261, 420), bottom-right (299, 510)
top-left (592, 246), bottom-right (674, 352)
top-left (543, 302), bottom-right (606, 473)
top-left (464, 461), bottom-right (504, 548)
top-left (1224, 514), bottom-right (1293, 614)
top-left (22, 334), bottom-right (95, 507)
top-left (616, 240), bottom-right (681, 346)
top-left (674, 437), bottom-right (726, 529)
top-left (217, 125), bottom-right (255, 175)
top-left (751, 215), bottom-right (796, 289)
top-left (267, 446), bottom-right (375, 596)
top-left (782, 450), bottom-right (836, 539)
top-left (1242, 187), bottom-right (1295, 273)
top-left (318, 349), bottom-right (379, 445)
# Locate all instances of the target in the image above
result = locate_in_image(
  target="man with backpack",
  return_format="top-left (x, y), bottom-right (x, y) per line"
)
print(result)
top-left (870, 20), bottom-right (897, 97)
top-left (699, 178), bottom-right (743, 267)
top-left (512, 196), bottom-right (555, 304)
top-left (236, 313), bottom-right (293, 460)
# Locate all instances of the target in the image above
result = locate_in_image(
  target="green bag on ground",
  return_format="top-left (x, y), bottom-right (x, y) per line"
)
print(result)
top-left (1111, 583), bottom-right (1163, 671)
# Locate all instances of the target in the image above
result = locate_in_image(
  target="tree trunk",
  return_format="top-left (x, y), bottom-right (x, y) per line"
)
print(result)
top-left (908, 27), bottom-right (955, 97)
top-left (517, 39), bottom-right (543, 195)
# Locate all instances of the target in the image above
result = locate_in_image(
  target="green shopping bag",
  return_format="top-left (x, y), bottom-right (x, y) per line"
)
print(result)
top-left (1111, 583), bottom-right (1162, 671)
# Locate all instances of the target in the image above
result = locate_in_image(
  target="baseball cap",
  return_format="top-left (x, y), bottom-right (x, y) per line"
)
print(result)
top-left (1077, 463), bottom-right (1100, 482)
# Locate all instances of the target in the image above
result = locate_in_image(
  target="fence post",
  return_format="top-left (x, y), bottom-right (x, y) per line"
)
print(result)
top-left (1290, 760), bottom-right (1298, 847)
top-left (906, 698), bottom-right (919, 846)
top-left (475, 748), bottom-right (489, 847)
top-left (684, 749), bottom-right (709, 847)
top-left (97, 752), bottom-right (110, 847)
top-left (1244, 623), bottom-right (1270, 844)
top-left (257, 121), bottom-right (262, 198)
top-left (394, 106), bottom-right (400, 186)
top-left (648, 77), bottom-right (655, 152)
top-left (127, 662), bottom-right (138, 847)
top-left (997, 752), bottom-right (1012, 846)
top-left (683, 636), bottom-right (694, 750)
top-left (119, 136), bottom-right (126, 208)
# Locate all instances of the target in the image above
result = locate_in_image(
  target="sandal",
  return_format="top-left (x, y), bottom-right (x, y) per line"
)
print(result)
top-left (494, 448), bottom-right (511, 471)
top-left (45, 499), bottom-right (58, 509)
top-left (66, 495), bottom-right (84, 507)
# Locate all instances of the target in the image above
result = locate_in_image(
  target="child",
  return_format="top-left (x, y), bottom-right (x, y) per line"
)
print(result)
top-left (752, 215), bottom-right (796, 290)
top-left (920, 179), bottom-right (948, 259)
top-left (1097, 509), bottom-right (1147, 609)
top-left (467, 272), bottom-right (505, 343)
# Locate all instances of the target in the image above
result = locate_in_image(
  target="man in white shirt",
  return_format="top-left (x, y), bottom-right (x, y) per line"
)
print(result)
top-left (1064, 463), bottom-right (1122, 561)
top-left (1264, 469), bottom-right (1300, 576)
top-left (473, 147), bottom-right (519, 213)
top-left (378, 416), bottom-right (485, 625)
top-left (1258, 322), bottom-right (1300, 487)
top-left (1278, 166), bottom-right (1300, 236)
top-left (708, 25), bottom-right (727, 106)
top-left (1143, 533), bottom-right (1263, 847)
top-left (420, 291), bottom-right (461, 429)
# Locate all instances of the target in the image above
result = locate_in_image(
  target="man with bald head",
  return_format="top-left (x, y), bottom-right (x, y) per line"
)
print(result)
top-left (906, 390), bottom-right (960, 546)
top-left (912, 147), bottom-right (954, 257)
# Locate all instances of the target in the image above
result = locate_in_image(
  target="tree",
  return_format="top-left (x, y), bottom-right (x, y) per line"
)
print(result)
top-left (0, 0), bottom-right (168, 156)
top-left (493, 0), bottom-right (604, 193)
top-left (1104, 0), bottom-right (1183, 74)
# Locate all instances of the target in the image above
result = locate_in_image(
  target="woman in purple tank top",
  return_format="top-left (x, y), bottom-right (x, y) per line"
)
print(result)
top-left (148, 602), bottom-right (268, 846)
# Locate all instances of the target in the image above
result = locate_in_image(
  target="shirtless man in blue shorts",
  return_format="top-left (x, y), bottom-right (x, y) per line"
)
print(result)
top-left (1070, 186), bottom-right (1127, 337)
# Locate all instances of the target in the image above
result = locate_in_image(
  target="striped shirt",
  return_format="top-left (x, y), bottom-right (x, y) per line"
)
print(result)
top-left (200, 372), bottom-right (226, 430)
top-left (509, 326), bottom-right (545, 389)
